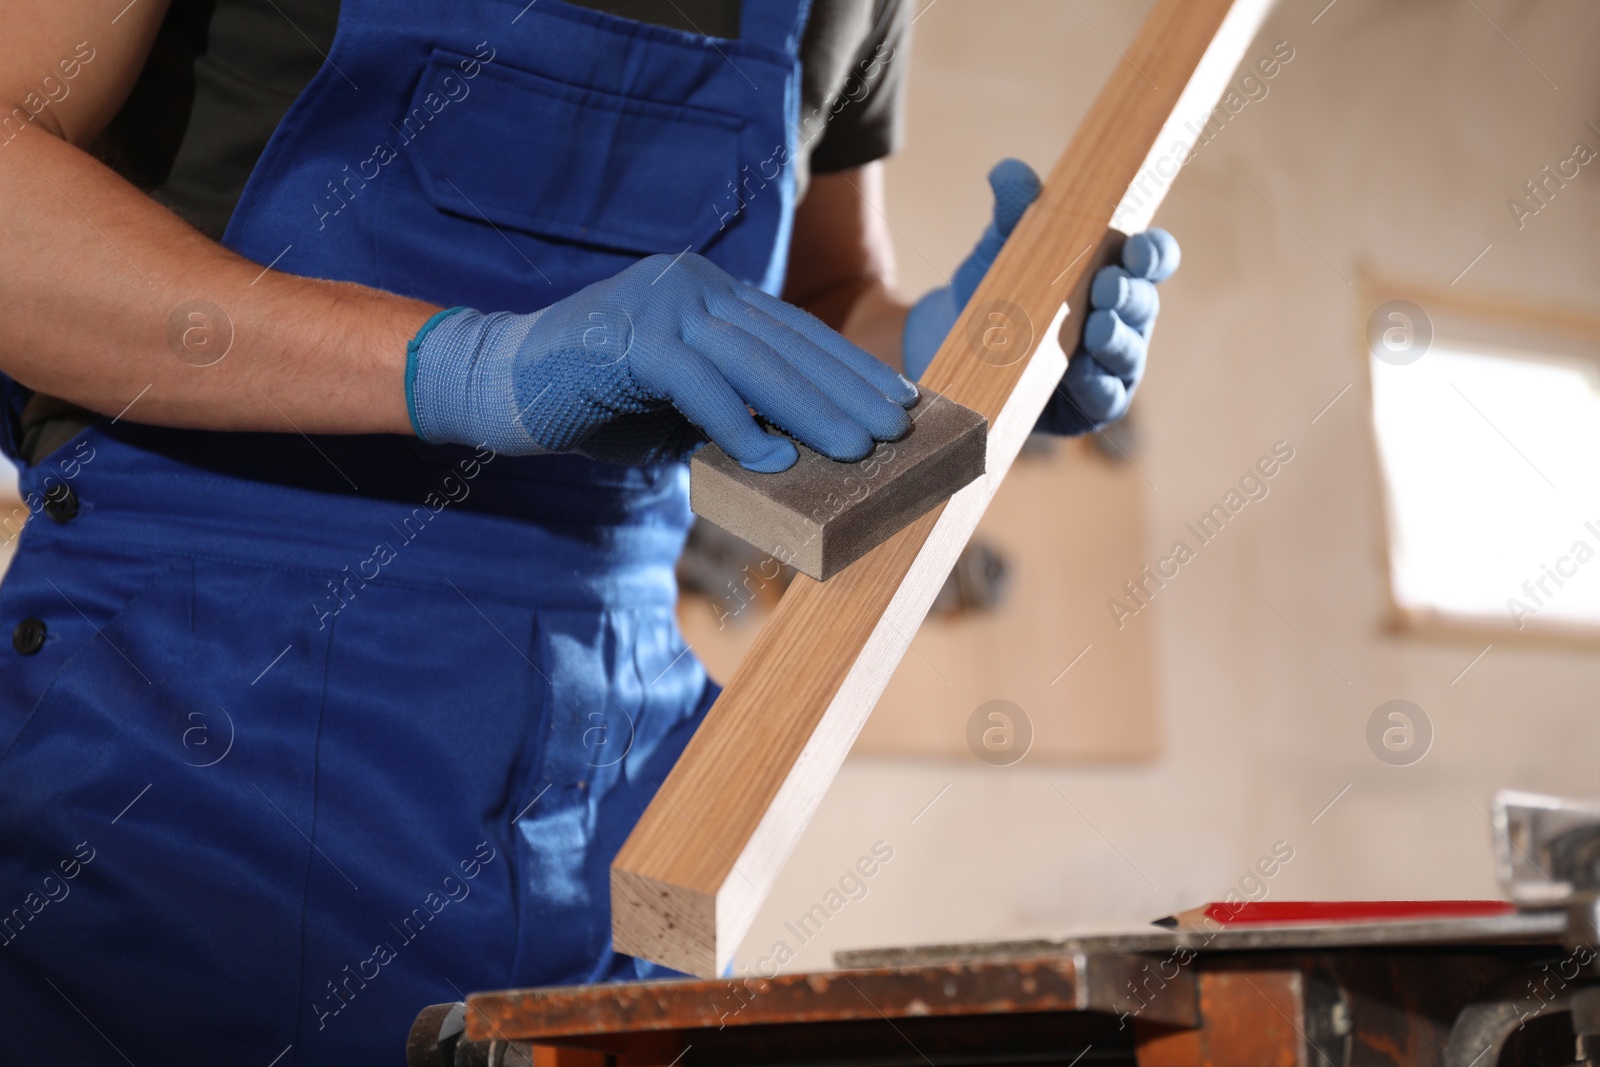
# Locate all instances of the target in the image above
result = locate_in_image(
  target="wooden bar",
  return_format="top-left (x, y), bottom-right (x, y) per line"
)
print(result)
top-left (611, 0), bottom-right (1277, 977)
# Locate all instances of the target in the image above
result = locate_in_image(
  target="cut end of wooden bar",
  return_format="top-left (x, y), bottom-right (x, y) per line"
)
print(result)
top-left (689, 389), bottom-right (988, 581)
top-left (610, 865), bottom-right (720, 978)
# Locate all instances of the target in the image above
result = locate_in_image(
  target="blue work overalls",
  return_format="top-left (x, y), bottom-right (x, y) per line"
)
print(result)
top-left (0, 0), bottom-right (809, 1061)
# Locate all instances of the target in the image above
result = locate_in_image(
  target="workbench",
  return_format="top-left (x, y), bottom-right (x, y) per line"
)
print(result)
top-left (407, 911), bottom-right (1589, 1067)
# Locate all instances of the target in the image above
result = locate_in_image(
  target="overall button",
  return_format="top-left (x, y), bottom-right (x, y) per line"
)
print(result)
top-left (43, 484), bottom-right (79, 524)
top-left (12, 618), bottom-right (46, 655)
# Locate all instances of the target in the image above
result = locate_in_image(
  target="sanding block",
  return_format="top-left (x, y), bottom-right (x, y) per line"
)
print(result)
top-left (689, 389), bottom-right (987, 581)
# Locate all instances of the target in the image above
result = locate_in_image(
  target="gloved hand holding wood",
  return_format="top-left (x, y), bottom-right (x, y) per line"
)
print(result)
top-left (901, 159), bottom-right (1181, 435)
top-left (406, 253), bottom-right (920, 471)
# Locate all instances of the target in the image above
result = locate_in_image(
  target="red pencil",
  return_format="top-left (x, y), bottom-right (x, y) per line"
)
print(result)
top-left (1151, 899), bottom-right (1515, 930)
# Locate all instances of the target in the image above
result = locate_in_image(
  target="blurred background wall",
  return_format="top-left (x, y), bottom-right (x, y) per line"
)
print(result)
top-left (728, 0), bottom-right (1600, 975)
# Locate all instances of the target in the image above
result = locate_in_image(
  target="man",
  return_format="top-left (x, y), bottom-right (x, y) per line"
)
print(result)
top-left (0, 0), bottom-right (1176, 1060)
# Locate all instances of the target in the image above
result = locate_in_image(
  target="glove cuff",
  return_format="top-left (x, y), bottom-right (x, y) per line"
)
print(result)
top-left (405, 306), bottom-right (471, 441)
top-left (408, 305), bottom-right (556, 455)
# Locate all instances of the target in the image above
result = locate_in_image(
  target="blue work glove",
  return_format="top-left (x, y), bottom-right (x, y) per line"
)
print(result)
top-left (406, 253), bottom-right (919, 472)
top-left (900, 158), bottom-right (1180, 436)
top-left (1043, 228), bottom-right (1179, 435)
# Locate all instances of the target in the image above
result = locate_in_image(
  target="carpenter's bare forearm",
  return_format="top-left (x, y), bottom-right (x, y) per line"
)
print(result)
top-left (0, 129), bottom-right (435, 435)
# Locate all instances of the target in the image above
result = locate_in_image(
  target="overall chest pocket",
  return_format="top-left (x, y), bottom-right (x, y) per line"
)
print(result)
top-left (402, 48), bottom-right (745, 256)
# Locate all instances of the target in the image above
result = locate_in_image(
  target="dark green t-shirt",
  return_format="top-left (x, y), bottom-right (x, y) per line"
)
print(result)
top-left (95, 0), bottom-right (909, 237)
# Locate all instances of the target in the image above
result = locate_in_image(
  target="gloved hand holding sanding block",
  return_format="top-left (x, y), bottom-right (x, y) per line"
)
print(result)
top-left (689, 388), bottom-right (987, 581)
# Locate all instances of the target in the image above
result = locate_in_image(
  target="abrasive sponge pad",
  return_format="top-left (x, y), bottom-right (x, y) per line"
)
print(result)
top-left (689, 389), bottom-right (987, 581)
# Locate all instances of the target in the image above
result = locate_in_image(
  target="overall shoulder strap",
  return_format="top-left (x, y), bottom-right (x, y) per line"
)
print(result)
top-left (738, 0), bottom-right (812, 55)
